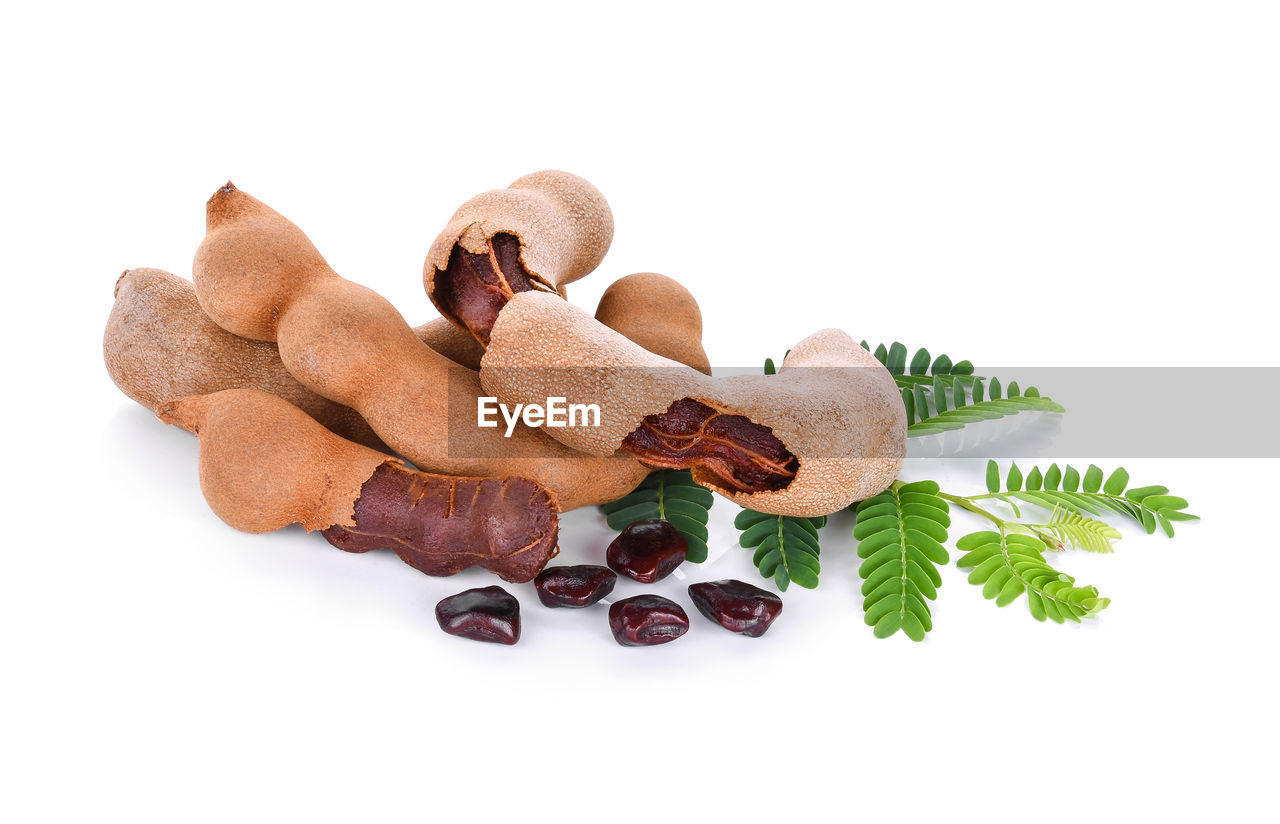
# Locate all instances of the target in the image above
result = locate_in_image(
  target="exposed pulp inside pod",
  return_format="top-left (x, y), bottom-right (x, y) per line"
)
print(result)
top-left (321, 463), bottom-right (559, 582)
top-left (621, 398), bottom-right (799, 494)
top-left (435, 233), bottom-right (555, 346)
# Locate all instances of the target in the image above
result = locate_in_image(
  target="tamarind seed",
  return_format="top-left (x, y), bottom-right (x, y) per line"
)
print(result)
top-left (533, 565), bottom-right (617, 608)
top-left (687, 580), bottom-right (784, 637)
top-left (608, 595), bottom-right (689, 647)
top-left (435, 586), bottom-right (521, 645)
top-left (606, 520), bottom-right (688, 583)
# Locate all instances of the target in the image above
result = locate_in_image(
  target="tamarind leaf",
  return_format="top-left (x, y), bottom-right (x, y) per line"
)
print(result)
top-left (982, 461), bottom-right (1198, 538)
top-left (955, 528), bottom-right (1109, 623)
top-left (858, 340), bottom-right (1065, 437)
top-left (734, 509), bottom-right (827, 592)
top-left (853, 481), bottom-right (950, 642)
top-left (602, 470), bottom-right (714, 563)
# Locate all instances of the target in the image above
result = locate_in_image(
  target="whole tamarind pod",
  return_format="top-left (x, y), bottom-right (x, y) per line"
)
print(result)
top-left (480, 292), bottom-right (906, 517)
top-left (193, 183), bottom-right (647, 510)
top-left (424, 171), bottom-right (613, 345)
top-left (594, 272), bottom-right (712, 375)
top-left (105, 267), bottom-right (386, 450)
top-left (156, 388), bottom-right (560, 583)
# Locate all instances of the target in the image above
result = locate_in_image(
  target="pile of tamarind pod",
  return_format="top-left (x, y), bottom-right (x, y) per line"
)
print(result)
top-left (103, 170), bottom-right (905, 584)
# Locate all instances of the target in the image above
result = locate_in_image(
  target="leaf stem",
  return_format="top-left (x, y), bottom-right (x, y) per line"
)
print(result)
top-left (937, 492), bottom-right (1061, 550)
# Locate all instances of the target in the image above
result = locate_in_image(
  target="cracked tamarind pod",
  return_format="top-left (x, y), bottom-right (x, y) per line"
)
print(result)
top-left (594, 272), bottom-right (712, 376)
top-left (157, 388), bottom-right (560, 583)
top-left (193, 183), bottom-right (647, 511)
top-left (424, 171), bottom-right (613, 346)
top-left (105, 267), bottom-right (387, 450)
top-left (480, 292), bottom-right (906, 517)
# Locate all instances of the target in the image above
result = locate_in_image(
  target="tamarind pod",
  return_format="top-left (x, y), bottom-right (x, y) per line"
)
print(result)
top-left (594, 272), bottom-right (712, 375)
top-left (156, 389), bottom-right (560, 583)
top-left (105, 267), bottom-right (386, 450)
top-left (414, 316), bottom-right (487, 371)
top-left (424, 171), bottom-right (613, 345)
top-left (105, 269), bottom-right (700, 450)
top-left (193, 183), bottom-right (648, 510)
top-left (480, 292), bottom-right (906, 517)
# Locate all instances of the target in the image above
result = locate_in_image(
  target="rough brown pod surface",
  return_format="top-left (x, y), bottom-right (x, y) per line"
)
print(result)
top-left (157, 389), bottom-right (559, 582)
top-left (594, 272), bottom-right (712, 375)
top-left (192, 183), bottom-right (647, 511)
top-left (105, 269), bottom-right (710, 452)
top-left (104, 267), bottom-right (386, 449)
top-left (414, 315), bottom-right (488, 371)
top-left (481, 292), bottom-right (906, 516)
top-left (424, 171), bottom-right (613, 345)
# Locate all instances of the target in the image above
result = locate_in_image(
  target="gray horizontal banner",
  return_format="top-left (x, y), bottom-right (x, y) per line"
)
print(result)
top-left (446, 366), bottom-right (1280, 459)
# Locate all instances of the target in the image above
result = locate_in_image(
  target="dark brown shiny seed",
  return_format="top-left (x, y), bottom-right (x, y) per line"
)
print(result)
top-left (435, 585), bottom-right (520, 645)
top-left (688, 579), bottom-right (783, 637)
top-left (608, 595), bottom-right (689, 646)
top-left (606, 520), bottom-right (688, 583)
top-left (534, 565), bottom-right (617, 608)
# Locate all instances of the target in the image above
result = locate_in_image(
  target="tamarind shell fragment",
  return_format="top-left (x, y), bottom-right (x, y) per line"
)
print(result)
top-left (157, 389), bottom-right (559, 583)
top-left (193, 183), bottom-right (647, 511)
top-left (480, 292), bottom-right (906, 517)
top-left (424, 171), bottom-right (613, 345)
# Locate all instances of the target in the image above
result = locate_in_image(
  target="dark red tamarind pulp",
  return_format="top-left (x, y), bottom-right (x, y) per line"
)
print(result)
top-left (322, 463), bottom-right (559, 583)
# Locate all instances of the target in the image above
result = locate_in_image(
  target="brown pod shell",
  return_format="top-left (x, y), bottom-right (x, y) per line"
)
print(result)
top-left (425, 170), bottom-right (613, 301)
top-left (594, 272), bottom-right (712, 375)
top-left (156, 389), bottom-right (392, 533)
top-left (480, 292), bottom-right (905, 516)
top-left (157, 389), bottom-right (559, 582)
top-left (414, 316), bottom-right (488, 371)
top-left (192, 183), bottom-right (646, 510)
top-left (105, 267), bottom-right (385, 450)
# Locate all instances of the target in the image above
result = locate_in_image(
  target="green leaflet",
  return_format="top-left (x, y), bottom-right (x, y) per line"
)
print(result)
top-left (979, 460), bottom-right (1198, 538)
top-left (859, 341), bottom-right (974, 384)
top-left (853, 481), bottom-right (951, 642)
top-left (761, 350), bottom-right (792, 376)
top-left (734, 509), bottom-right (827, 591)
top-left (1042, 507), bottom-right (1123, 553)
top-left (857, 341), bottom-right (1064, 437)
top-left (954, 529), bottom-right (1110, 623)
top-left (601, 469), bottom-right (714, 562)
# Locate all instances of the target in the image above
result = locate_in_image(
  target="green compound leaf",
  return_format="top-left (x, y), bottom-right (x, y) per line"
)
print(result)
top-left (852, 481), bottom-right (951, 642)
top-left (981, 460), bottom-right (1198, 538)
top-left (602, 469), bottom-right (714, 562)
top-left (1042, 507), bottom-right (1123, 553)
top-left (955, 529), bottom-right (1110, 623)
top-left (734, 508), bottom-right (827, 592)
top-left (858, 341), bottom-right (1064, 437)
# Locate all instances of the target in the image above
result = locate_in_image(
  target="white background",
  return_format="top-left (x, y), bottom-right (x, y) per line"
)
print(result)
top-left (2, 2), bottom-right (1276, 821)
